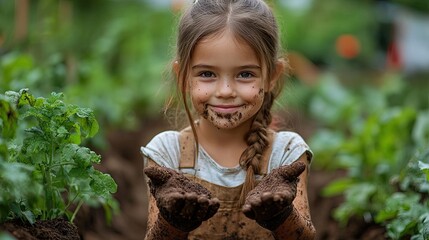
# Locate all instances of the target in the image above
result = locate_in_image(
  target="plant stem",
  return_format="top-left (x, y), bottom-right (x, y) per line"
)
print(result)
top-left (70, 200), bottom-right (83, 223)
top-left (64, 191), bottom-right (79, 211)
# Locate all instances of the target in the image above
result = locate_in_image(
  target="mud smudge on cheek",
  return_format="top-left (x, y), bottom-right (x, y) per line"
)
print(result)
top-left (255, 89), bottom-right (264, 100)
top-left (202, 104), bottom-right (209, 119)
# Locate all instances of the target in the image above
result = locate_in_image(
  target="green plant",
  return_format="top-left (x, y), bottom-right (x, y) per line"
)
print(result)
top-left (0, 89), bottom-right (118, 224)
top-left (305, 73), bottom-right (429, 239)
top-left (322, 106), bottom-right (419, 219)
top-left (375, 148), bottom-right (429, 239)
top-left (0, 93), bottom-right (40, 223)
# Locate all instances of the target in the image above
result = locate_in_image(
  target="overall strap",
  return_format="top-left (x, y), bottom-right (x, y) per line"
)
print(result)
top-left (179, 126), bottom-right (196, 169)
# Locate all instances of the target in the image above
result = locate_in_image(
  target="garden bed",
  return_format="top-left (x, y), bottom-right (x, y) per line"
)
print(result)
top-left (0, 219), bottom-right (79, 240)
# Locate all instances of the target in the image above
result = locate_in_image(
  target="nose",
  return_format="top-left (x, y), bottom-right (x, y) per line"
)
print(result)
top-left (215, 77), bottom-right (236, 98)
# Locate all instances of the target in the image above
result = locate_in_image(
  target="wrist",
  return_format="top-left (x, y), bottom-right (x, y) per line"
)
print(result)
top-left (151, 214), bottom-right (189, 239)
top-left (259, 205), bottom-right (294, 231)
top-left (272, 207), bottom-right (316, 239)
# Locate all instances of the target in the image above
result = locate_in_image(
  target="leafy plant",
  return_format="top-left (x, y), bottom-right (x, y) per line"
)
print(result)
top-left (375, 148), bottom-right (429, 240)
top-left (0, 93), bottom-right (40, 223)
top-left (0, 89), bottom-right (118, 224)
top-left (304, 73), bottom-right (429, 239)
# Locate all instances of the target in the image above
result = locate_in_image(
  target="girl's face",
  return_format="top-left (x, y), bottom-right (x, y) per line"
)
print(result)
top-left (189, 30), bottom-right (266, 129)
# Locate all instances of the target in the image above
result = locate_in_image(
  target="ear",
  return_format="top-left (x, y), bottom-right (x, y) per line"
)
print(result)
top-left (173, 60), bottom-right (180, 77)
top-left (269, 59), bottom-right (286, 91)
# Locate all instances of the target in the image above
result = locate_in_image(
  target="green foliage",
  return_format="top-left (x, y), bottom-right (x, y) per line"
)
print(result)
top-left (391, 0), bottom-right (429, 12)
top-left (0, 89), bottom-right (118, 224)
top-left (0, 1), bottom-right (175, 148)
top-left (303, 73), bottom-right (429, 238)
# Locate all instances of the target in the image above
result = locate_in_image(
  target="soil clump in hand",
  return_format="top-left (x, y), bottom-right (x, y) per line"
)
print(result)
top-left (144, 166), bottom-right (220, 232)
top-left (242, 161), bottom-right (306, 230)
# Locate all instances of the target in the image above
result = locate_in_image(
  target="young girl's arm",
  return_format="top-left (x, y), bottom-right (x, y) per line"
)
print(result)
top-left (145, 195), bottom-right (189, 240)
top-left (144, 159), bottom-right (220, 240)
top-left (272, 154), bottom-right (316, 240)
top-left (145, 159), bottom-right (188, 240)
top-left (242, 153), bottom-right (316, 240)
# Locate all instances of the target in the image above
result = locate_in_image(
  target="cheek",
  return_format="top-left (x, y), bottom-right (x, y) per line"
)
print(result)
top-left (190, 83), bottom-right (210, 114)
top-left (247, 87), bottom-right (264, 106)
top-left (245, 88), bottom-right (264, 116)
top-left (190, 83), bottom-right (210, 102)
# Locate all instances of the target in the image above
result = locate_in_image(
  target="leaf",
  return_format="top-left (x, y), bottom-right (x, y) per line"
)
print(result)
top-left (17, 89), bottom-right (36, 108)
top-left (418, 161), bottom-right (429, 181)
top-left (90, 172), bottom-right (118, 198)
top-left (0, 95), bottom-right (18, 139)
top-left (22, 210), bottom-right (36, 224)
top-left (375, 192), bottom-right (419, 223)
top-left (75, 108), bottom-right (99, 139)
top-left (322, 178), bottom-right (355, 196)
top-left (61, 144), bottom-right (100, 167)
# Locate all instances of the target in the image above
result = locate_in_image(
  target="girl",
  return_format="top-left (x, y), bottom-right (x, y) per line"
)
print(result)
top-left (141, 0), bottom-right (316, 239)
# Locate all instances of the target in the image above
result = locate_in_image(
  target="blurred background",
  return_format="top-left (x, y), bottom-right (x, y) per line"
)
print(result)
top-left (1, 0), bottom-right (428, 239)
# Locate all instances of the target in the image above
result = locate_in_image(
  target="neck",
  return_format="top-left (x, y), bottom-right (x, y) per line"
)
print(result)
top-left (196, 118), bottom-right (251, 146)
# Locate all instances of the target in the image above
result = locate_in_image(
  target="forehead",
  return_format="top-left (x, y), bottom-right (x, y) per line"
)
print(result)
top-left (191, 30), bottom-right (260, 66)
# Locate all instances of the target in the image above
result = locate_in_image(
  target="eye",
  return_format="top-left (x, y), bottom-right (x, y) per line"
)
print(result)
top-left (199, 71), bottom-right (215, 78)
top-left (238, 71), bottom-right (254, 79)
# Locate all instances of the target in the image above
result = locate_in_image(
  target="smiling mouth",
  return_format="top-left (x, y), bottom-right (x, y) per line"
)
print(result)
top-left (209, 105), bottom-right (242, 114)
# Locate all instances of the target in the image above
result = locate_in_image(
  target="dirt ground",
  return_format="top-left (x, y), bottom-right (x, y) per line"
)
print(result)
top-left (0, 219), bottom-right (80, 240)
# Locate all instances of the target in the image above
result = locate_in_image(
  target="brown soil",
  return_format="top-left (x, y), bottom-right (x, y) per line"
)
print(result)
top-left (0, 218), bottom-right (80, 240)
top-left (243, 161), bottom-right (305, 232)
top-left (145, 165), bottom-right (215, 197)
top-left (144, 165), bottom-right (220, 232)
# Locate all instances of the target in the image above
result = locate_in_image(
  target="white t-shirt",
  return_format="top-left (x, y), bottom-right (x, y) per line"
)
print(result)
top-left (141, 130), bottom-right (312, 187)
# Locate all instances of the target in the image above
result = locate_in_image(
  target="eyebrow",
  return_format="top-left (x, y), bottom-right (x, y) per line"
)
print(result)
top-left (191, 64), bottom-right (261, 70)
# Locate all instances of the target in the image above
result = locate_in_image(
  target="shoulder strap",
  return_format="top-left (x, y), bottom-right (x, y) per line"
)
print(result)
top-left (179, 126), bottom-right (196, 169)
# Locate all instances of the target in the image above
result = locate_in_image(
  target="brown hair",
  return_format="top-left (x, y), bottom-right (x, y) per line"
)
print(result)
top-left (167, 0), bottom-right (286, 205)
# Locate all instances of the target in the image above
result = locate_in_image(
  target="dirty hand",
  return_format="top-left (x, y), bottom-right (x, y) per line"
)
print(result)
top-left (242, 161), bottom-right (306, 231)
top-left (144, 166), bottom-right (220, 232)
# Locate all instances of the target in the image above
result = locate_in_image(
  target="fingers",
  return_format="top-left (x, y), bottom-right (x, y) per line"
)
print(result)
top-left (144, 166), bottom-right (174, 185)
top-left (205, 198), bottom-right (220, 220)
top-left (181, 192), bottom-right (199, 218)
top-left (195, 196), bottom-right (210, 219)
top-left (242, 192), bottom-right (293, 221)
top-left (277, 161), bottom-right (306, 181)
top-left (160, 192), bottom-right (219, 222)
top-left (242, 204), bottom-right (255, 219)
